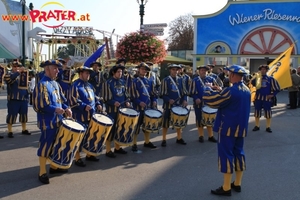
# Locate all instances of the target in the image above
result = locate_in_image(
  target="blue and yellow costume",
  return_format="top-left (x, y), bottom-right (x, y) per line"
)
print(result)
top-left (88, 61), bottom-right (102, 96)
top-left (130, 62), bottom-right (158, 150)
top-left (189, 65), bottom-right (217, 143)
top-left (32, 60), bottom-right (70, 184)
top-left (203, 65), bottom-right (250, 196)
top-left (251, 65), bottom-right (280, 133)
top-left (69, 66), bottom-right (102, 165)
top-left (4, 60), bottom-right (30, 138)
top-left (101, 64), bottom-right (131, 157)
top-left (160, 64), bottom-right (187, 146)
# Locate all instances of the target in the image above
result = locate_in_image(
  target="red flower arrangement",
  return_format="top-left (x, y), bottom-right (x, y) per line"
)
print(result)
top-left (116, 31), bottom-right (167, 64)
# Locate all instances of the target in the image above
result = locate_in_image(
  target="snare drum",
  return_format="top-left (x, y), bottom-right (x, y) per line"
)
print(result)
top-left (114, 108), bottom-right (139, 146)
top-left (201, 106), bottom-right (217, 126)
top-left (170, 106), bottom-right (189, 129)
top-left (143, 109), bottom-right (163, 133)
top-left (82, 114), bottom-right (114, 156)
top-left (48, 119), bottom-right (85, 169)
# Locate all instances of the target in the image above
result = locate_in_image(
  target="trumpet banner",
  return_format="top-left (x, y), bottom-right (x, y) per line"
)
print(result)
top-left (267, 44), bottom-right (294, 89)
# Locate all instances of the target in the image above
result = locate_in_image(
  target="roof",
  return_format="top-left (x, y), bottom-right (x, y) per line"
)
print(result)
top-left (163, 55), bottom-right (192, 64)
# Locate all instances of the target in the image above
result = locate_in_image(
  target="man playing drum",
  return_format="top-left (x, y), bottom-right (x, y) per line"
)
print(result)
top-left (69, 66), bottom-right (103, 167)
top-left (130, 62), bottom-right (158, 151)
top-left (189, 65), bottom-right (218, 143)
top-left (32, 60), bottom-right (72, 184)
top-left (101, 64), bottom-right (132, 158)
top-left (160, 64), bottom-right (188, 147)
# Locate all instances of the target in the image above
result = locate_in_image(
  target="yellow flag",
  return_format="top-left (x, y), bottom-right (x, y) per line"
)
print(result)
top-left (267, 44), bottom-right (294, 89)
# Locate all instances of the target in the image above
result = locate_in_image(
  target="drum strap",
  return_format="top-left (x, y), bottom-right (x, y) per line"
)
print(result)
top-left (168, 76), bottom-right (181, 98)
top-left (137, 77), bottom-right (150, 97)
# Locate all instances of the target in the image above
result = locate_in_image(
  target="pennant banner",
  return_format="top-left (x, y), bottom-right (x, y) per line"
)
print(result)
top-left (267, 44), bottom-right (294, 89)
top-left (84, 44), bottom-right (106, 67)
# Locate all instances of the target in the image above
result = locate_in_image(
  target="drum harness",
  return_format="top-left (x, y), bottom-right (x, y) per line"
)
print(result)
top-left (137, 77), bottom-right (151, 109)
top-left (168, 76), bottom-right (191, 129)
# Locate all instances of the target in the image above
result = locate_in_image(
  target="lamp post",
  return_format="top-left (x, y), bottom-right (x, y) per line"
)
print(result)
top-left (20, 0), bottom-right (26, 66)
top-left (137, 0), bottom-right (148, 32)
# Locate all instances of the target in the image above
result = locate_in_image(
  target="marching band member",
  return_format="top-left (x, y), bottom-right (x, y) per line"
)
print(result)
top-left (203, 65), bottom-right (251, 196)
top-left (88, 61), bottom-right (102, 96)
top-left (251, 65), bottom-right (280, 133)
top-left (101, 64), bottom-right (131, 158)
top-left (56, 58), bottom-right (72, 97)
top-left (117, 58), bottom-right (133, 91)
top-left (207, 64), bottom-right (224, 87)
top-left (178, 64), bottom-right (191, 96)
top-left (189, 65), bottom-right (217, 143)
top-left (160, 64), bottom-right (188, 147)
top-left (32, 60), bottom-right (72, 184)
top-left (4, 60), bottom-right (31, 138)
top-left (69, 66), bottom-right (103, 167)
top-left (130, 62), bottom-right (158, 151)
top-left (146, 61), bottom-right (161, 98)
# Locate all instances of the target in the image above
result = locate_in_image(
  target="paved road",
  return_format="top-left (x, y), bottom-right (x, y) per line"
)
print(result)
top-left (0, 89), bottom-right (299, 200)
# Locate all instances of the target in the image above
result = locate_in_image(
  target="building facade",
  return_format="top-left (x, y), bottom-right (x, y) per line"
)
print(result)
top-left (193, 0), bottom-right (300, 73)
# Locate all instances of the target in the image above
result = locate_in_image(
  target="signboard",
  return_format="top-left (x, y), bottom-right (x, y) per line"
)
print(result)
top-left (143, 28), bottom-right (164, 32)
top-left (145, 30), bottom-right (164, 36)
top-left (53, 26), bottom-right (93, 36)
top-left (143, 23), bottom-right (167, 28)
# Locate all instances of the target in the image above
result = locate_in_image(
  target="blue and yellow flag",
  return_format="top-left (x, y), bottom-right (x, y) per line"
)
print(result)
top-left (84, 44), bottom-right (106, 67)
top-left (267, 44), bottom-right (294, 89)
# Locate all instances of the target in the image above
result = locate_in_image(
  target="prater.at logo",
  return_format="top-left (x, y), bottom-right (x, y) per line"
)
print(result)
top-left (29, 1), bottom-right (90, 28)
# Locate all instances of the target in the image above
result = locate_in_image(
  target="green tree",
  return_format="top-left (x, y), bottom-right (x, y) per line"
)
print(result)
top-left (167, 13), bottom-right (194, 50)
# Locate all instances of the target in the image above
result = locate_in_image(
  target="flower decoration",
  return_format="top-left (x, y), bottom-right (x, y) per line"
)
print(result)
top-left (116, 31), bottom-right (167, 64)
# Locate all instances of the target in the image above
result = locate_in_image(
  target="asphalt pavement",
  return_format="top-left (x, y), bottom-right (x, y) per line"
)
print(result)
top-left (0, 89), bottom-right (299, 200)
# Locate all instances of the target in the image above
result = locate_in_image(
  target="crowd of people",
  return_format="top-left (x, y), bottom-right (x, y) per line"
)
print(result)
top-left (1, 58), bottom-right (296, 196)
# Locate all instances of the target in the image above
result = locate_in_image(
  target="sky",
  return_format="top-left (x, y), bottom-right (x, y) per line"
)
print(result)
top-left (28, 0), bottom-right (228, 38)
top-left (21, 0), bottom-right (229, 56)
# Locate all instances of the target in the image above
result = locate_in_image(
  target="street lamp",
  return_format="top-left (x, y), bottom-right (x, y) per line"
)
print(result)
top-left (137, 0), bottom-right (148, 32)
top-left (20, 0), bottom-right (26, 66)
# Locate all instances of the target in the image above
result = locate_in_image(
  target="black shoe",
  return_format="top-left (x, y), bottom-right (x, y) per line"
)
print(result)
top-left (176, 138), bottom-right (187, 145)
top-left (106, 151), bottom-right (116, 158)
top-left (132, 144), bottom-right (138, 152)
top-left (266, 127), bottom-right (272, 133)
top-left (7, 132), bottom-right (14, 138)
top-left (252, 126), bottom-right (260, 131)
top-left (114, 147), bottom-right (127, 154)
top-left (208, 136), bottom-right (217, 143)
top-left (0, 135), bottom-right (3, 139)
top-left (74, 159), bottom-right (86, 167)
top-left (38, 173), bottom-right (49, 184)
top-left (211, 186), bottom-right (231, 196)
top-left (161, 140), bottom-right (167, 147)
top-left (231, 182), bottom-right (241, 192)
top-left (85, 155), bottom-right (99, 162)
top-left (144, 142), bottom-right (157, 148)
top-left (49, 168), bottom-right (68, 174)
top-left (22, 130), bottom-right (31, 135)
top-left (199, 136), bottom-right (204, 143)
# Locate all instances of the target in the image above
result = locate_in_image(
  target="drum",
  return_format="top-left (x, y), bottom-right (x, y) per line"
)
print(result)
top-left (114, 108), bottom-right (139, 146)
top-left (143, 109), bottom-right (163, 133)
top-left (201, 106), bottom-right (218, 126)
top-left (170, 106), bottom-right (189, 129)
top-left (48, 119), bottom-right (85, 169)
top-left (82, 114), bottom-right (114, 156)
